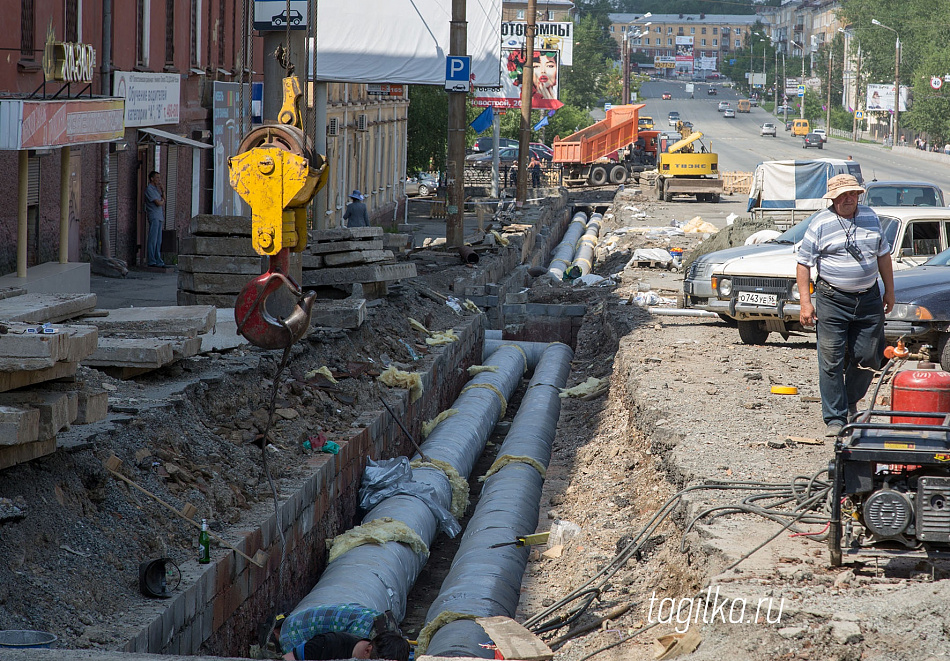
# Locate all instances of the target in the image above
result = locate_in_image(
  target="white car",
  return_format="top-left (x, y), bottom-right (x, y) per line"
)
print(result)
top-left (717, 101), bottom-right (731, 112)
top-left (761, 122), bottom-right (777, 137)
top-left (723, 108), bottom-right (736, 118)
top-left (812, 128), bottom-right (828, 143)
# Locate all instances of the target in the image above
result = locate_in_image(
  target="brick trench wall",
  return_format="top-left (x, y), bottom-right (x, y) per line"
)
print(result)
top-left (122, 317), bottom-right (484, 657)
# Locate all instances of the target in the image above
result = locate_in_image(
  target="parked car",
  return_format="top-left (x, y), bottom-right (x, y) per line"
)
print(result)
top-left (638, 116), bottom-right (655, 130)
top-left (405, 174), bottom-right (438, 197)
top-left (717, 101), bottom-right (730, 112)
top-left (862, 181), bottom-right (945, 207)
top-left (662, 92), bottom-right (673, 100)
top-left (749, 97), bottom-right (760, 107)
top-left (812, 128), bottom-right (828, 143)
top-left (668, 111), bottom-right (681, 126)
top-left (785, 119), bottom-right (794, 131)
top-left (885, 248), bottom-right (950, 366)
top-left (472, 137), bottom-right (518, 153)
top-left (760, 122), bottom-right (777, 137)
top-left (713, 208), bottom-right (950, 344)
top-left (776, 105), bottom-right (792, 115)
top-left (530, 142), bottom-right (554, 157)
top-left (707, 87), bottom-right (718, 95)
top-left (723, 108), bottom-right (736, 118)
top-left (466, 146), bottom-right (551, 165)
top-left (802, 133), bottom-right (824, 149)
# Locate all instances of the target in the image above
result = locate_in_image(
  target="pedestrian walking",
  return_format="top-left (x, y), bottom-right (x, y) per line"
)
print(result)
top-left (529, 154), bottom-right (542, 188)
top-left (796, 174), bottom-right (894, 437)
top-left (342, 190), bottom-right (369, 228)
top-left (944, 143), bottom-right (950, 156)
top-left (143, 171), bottom-right (166, 267)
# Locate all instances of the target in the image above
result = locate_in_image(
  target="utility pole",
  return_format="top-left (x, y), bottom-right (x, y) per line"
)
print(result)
top-left (446, 0), bottom-right (467, 247)
top-left (622, 34), bottom-right (630, 105)
top-left (825, 48), bottom-right (832, 131)
top-left (852, 46), bottom-right (861, 142)
top-left (773, 49), bottom-right (778, 113)
top-left (516, 0), bottom-right (537, 206)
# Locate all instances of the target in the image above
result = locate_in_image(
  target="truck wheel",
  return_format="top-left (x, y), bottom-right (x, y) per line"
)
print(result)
top-left (656, 179), bottom-right (664, 200)
top-left (664, 188), bottom-right (674, 202)
top-left (737, 321), bottom-right (769, 345)
top-left (936, 333), bottom-right (950, 370)
top-left (589, 166), bottom-right (608, 186)
top-left (609, 165), bottom-right (628, 184)
top-left (718, 314), bottom-right (738, 327)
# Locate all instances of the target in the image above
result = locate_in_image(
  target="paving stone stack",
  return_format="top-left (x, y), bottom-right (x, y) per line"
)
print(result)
top-left (0, 291), bottom-right (105, 470)
top-left (177, 214), bottom-right (265, 308)
top-left (301, 226), bottom-right (416, 297)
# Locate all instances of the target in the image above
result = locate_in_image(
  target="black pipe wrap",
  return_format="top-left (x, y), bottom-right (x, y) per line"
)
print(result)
top-left (423, 344), bottom-right (573, 657)
top-left (288, 346), bottom-right (526, 624)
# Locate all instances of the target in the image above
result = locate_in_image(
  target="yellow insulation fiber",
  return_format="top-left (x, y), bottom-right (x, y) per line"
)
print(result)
top-left (461, 382), bottom-right (508, 418)
top-left (416, 611), bottom-right (477, 654)
top-left (408, 318), bottom-right (431, 335)
top-left (489, 230), bottom-right (510, 246)
top-left (378, 365), bottom-right (424, 403)
top-left (425, 329), bottom-right (459, 346)
top-left (421, 409), bottom-right (459, 439)
top-left (327, 517), bottom-right (428, 563)
top-left (559, 376), bottom-right (606, 399)
top-left (467, 364), bottom-right (499, 376)
top-left (304, 366), bottom-right (338, 384)
top-left (411, 458), bottom-right (469, 519)
top-left (480, 454), bottom-right (547, 482)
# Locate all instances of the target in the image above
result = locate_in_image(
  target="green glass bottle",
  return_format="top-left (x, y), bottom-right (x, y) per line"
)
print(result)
top-left (198, 519), bottom-right (211, 564)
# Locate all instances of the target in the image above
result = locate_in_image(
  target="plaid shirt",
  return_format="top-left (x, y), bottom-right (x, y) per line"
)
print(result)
top-left (280, 603), bottom-right (380, 653)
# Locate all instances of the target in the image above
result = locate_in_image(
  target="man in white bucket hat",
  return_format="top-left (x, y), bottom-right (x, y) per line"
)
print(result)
top-left (796, 174), bottom-right (895, 437)
top-left (343, 190), bottom-right (369, 228)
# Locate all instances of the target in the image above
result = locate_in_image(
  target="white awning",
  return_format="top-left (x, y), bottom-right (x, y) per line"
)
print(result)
top-left (138, 127), bottom-right (212, 150)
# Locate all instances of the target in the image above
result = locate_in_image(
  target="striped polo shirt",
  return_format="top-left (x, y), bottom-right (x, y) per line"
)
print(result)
top-left (797, 205), bottom-right (890, 292)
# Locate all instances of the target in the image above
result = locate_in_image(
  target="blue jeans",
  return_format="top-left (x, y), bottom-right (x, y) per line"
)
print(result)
top-left (147, 215), bottom-right (164, 266)
top-left (814, 279), bottom-right (884, 426)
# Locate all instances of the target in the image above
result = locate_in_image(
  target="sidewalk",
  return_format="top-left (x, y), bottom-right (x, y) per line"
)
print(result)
top-left (91, 267), bottom-right (178, 309)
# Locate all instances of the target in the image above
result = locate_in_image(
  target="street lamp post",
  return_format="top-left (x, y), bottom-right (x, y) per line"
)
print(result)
top-left (838, 27), bottom-right (863, 143)
top-left (791, 41), bottom-right (806, 119)
top-left (871, 19), bottom-right (900, 147)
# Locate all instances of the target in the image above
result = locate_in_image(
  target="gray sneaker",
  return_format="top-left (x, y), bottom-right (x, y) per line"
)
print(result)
top-left (825, 423), bottom-right (844, 437)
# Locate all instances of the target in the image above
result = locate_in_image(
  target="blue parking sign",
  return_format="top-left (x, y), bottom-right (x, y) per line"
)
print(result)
top-left (445, 56), bottom-right (471, 93)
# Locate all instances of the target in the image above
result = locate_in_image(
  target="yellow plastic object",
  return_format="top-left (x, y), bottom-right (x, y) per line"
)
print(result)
top-left (771, 385), bottom-right (799, 395)
top-left (228, 145), bottom-right (320, 255)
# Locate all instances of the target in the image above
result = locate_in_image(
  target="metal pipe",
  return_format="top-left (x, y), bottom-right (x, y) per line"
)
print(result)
top-left (648, 307), bottom-right (721, 317)
top-left (286, 345), bottom-right (527, 625)
top-left (484, 332), bottom-right (566, 372)
top-left (423, 343), bottom-right (573, 657)
top-left (458, 246), bottom-right (479, 264)
top-left (60, 147), bottom-right (70, 263)
top-left (568, 212), bottom-right (602, 278)
top-left (17, 150), bottom-right (27, 278)
top-left (548, 212), bottom-right (587, 280)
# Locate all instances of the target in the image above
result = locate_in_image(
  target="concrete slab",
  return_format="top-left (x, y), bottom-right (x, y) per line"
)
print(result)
top-left (83, 338), bottom-right (176, 369)
top-left (83, 306), bottom-right (216, 337)
top-left (178, 255), bottom-right (264, 275)
top-left (0, 292), bottom-right (97, 323)
top-left (310, 299), bottom-right (366, 329)
top-left (0, 437), bottom-right (56, 471)
top-left (310, 226), bottom-right (383, 242)
top-left (200, 309), bottom-right (248, 352)
top-left (177, 272), bottom-right (248, 294)
top-left (300, 262), bottom-right (416, 287)
top-left (188, 214), bottom-right (250, 236)
top-left (0, 261), bottom-right (91, 295)
top-left (0, 405), bottom-right (40, 445)
top-left (180, 236), bottom-right (258, 257)
top-left (0, 391), bottom-right (70, 440)
top-left (300, 254), bottom-right (325, 269)
top-left (172, 336), bottom-right (204, 360)
top-left (0, 360), bottom-right (78, 393)
top-left (307, 238), bottom-right (383, 254)
top-left (323, 249), bottom-right (395, 267)
top-left (177, 291), bottom-right (238, 308)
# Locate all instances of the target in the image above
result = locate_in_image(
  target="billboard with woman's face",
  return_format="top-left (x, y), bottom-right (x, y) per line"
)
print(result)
top-left (474, 49), bottom-right (563, 110)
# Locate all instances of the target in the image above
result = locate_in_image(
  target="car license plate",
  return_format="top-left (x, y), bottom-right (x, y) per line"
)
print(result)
top-left (738, 292), bottom-right (777, 306)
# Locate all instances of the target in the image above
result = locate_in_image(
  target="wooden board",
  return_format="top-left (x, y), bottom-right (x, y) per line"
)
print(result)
top-left (475, 616), bottom-right (553, 661)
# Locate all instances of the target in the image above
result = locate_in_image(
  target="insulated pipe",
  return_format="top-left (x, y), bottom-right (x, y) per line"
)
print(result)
top-left (484, 334), bottom-right (563, 374)
top-left (567, 212), bottom-right (602, 278)
top-left (288, 345), bottom-right (527, 622)
top-left (423, 343), bottom-right (573, 657)
top-left (547, 212), bottom-right (587, 280)
top-left (648, 308), bottom-right (721, 318)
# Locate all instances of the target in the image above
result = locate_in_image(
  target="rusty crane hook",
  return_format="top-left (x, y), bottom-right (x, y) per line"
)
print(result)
top-left (234, 248), bottom-right (316, 350)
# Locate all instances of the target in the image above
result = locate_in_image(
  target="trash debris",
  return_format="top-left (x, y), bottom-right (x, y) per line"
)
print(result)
top-left (548, 519), bottom-right (582, 546)
top-left (463, 299), bottom-right (482, 314)
top-left (630, 248), bottom-right (673, 264)
top-left (445, 297), bottom-right (464, 315)
top-left (399, 339), bottom-right (421, 361)
top-left (422, 409), bottom-right (460, 438)
top-left (682, 216), bottom-right (718, 233)
top-left (408, 318), bottom-right (431, 335)
top-left (726, 212), bottom-right (738, 225)
top-left (378, 365), bottom-right (424, 403)
top-left (631, 292), bottom-right (677, 306)
top-left (745, 229), bottom-right (782, 245)
top-left (489, 229), bottom-right (510, 246)
top-left (304, 366), bottom-right (338, 384)
top-left (653, 628), bottom-right (702, 659)
top-left (559, 377), bottom-right (607, 399)
top-left (426, 329), bottom-right (459, 346)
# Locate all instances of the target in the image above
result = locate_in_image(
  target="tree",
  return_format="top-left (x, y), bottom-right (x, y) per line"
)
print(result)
top-left (560, 14), bottom-right (617, 108)
top-left (406, 86), bottom-right (448, 175)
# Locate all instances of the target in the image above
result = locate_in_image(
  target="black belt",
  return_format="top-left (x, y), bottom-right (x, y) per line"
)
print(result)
top-left (817, 278), bottom-right (877, 296)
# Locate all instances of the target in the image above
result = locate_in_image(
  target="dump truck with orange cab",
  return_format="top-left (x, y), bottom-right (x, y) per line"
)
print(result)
top-left (553, 104), bottom-right (657, 186)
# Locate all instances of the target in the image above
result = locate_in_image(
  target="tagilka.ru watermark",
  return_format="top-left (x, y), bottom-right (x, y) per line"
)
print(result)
top-left (648, 586), bottom-right (785, 633)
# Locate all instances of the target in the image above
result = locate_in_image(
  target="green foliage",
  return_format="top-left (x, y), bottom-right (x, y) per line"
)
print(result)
top-left (406, 86), bottom-right (448, 174)
top-left (560, 14), bottom-right (618, 108)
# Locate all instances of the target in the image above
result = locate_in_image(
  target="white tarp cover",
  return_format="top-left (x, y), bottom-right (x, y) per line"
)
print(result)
top-left (314, 0), bottom-right (502, 87)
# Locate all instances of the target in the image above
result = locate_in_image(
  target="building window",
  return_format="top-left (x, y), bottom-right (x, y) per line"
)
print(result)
top-left (701, 27), bottom-right (706, 35)
top-left (547, 10), bottom-right (554, 20)
top-left (516, 10), bottom-right (524, 19)
top-left (610, 25), bottom-right (614, 32)
top-left (667, 27), bottom-right (672, 34)
top-left (217, 0), bottom-right (225, 68)
top-left (713, 39), bottom-right (718, 46)
top-left (21, 0), bottom-right (35, 59)
top-left (735, 39), bottom-right (740, 48)
top-left (644, 37), bottom-right (649, 45)
top-left (701, 39), bottom-right (706, 46)
top-left (190, 0), bottom-right (200, 67)
top-left (65, 0), bottom-right (79, 42)
top-left (667, 38), bottom-right (672, 46)
top-left (621, 25), bottom-right (625, 32)
top-left (690, 27), bottom-right (695, 34)
top-left (137, 0), bottom-right (150, 67)
top-left (654, 26), bottom-right (660, 33)
top-left (165, 0), bottom-right (175, 67)
top-left (712, 27), bottom-right (718, 35)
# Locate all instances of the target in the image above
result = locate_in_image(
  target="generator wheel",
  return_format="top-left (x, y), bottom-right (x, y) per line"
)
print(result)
top-left (589, 166), bottom-right (608, 186)
top-left (609, 165), bottom-right (628, 185)
top-left (828, 524), bottom-right (843, 567)
top-left (937, 333), bottom-right (950, 370)
top-left (737, 320), bottom-right (769, 345)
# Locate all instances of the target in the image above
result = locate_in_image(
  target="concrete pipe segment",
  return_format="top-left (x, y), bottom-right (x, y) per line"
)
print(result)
top-left (547, 212), bottom-right (588, 280)
top-left (423, 343), bottom-right (574, 657)
top-left (287, 345), bottom-right (528, 623)
top-left (568, 212), bottom-right (602, 278)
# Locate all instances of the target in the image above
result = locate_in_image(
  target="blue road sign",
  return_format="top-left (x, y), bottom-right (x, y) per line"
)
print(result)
top-left (797, 85), bottom-right (805, 97)
top-left (445, 56), bottom-right (471, 93)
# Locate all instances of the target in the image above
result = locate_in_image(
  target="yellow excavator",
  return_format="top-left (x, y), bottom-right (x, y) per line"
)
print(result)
top-left (653, 122), bottom-right (723, 203)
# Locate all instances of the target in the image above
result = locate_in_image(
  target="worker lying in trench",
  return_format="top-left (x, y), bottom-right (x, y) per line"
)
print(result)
top-left (262, 603), bottom-right (410, 661)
